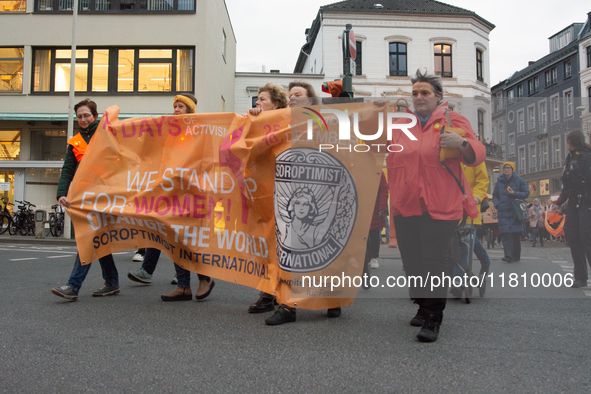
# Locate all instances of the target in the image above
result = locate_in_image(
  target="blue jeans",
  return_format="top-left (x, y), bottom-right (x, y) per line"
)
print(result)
top-left (384, 217), bottom-right (390, 240)
top-left (453, 226), bottom-right (491, 278)
top-left (67, 253), bottom-right (118, 293)
top-left (142, 248), bottom-right (209, 288)
top-left (530, 226), bottom-right (544, 246)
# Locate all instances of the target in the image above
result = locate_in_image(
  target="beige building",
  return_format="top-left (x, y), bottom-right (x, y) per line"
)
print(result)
top-left (0, 0), bottom-right (236, 212)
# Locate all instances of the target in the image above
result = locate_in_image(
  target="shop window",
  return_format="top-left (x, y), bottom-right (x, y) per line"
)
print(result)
top-left (0, 0), bottom-right (26, 11)
top-left (0, 48), bottom-right (24, 91)
top-left (29, 130), bottom-right (67, 161)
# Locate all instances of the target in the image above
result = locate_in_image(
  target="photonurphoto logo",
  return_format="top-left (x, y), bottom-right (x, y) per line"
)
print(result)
top-left (274, 148), bottom-right (357, 273)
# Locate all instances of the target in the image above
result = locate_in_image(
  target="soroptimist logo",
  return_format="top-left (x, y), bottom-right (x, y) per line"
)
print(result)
top-left (274, 148), bottom-right (357, 273)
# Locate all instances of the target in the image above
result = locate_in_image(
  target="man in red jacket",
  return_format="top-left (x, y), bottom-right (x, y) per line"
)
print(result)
top-left (387, 70), bottom-right (486, 342)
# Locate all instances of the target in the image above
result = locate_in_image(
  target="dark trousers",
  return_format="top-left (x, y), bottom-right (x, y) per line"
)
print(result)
top-left (501, 232), bottom-right (522, 261)
top-left (564, 202), bottom-right (591, 283)
top-left (142, 247), bottom-right (209, 288)
top-left (394, 212), bottom-right (458, 318)
top-left (367, 228), bottom-right (381, 259)
top-left (531, 226), bottom-right (544, 246)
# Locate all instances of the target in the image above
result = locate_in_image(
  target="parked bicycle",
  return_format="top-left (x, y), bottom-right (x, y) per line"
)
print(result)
top-left (49, 204), bottom-right (65, 237)
top-left (0, 196), bottom-right (14, 235)
top-left (10, 200), bottom-right (36, 236)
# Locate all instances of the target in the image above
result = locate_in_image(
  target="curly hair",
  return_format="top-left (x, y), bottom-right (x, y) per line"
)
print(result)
top-left (258, 83), bottom-right (289, 109)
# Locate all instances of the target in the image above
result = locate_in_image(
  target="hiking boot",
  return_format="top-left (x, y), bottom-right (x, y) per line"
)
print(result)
top-left (127, 268), bottom-right (152, 284)
top-left (370, 258), bottom-right (379, 269)
top-left (51, 285), bottom-right (78, 301)
top-left (248, 295), bottom-right (275, 313)
top-left (327, 307), bottom-right (341, 318)
top-left (91, 284), bottom-right (120, 297)
top-left (416, 313), bottom-right (441, 343)
top-left (161, 287), bottom-right (192, 301)
top-left (265, 305), bottom-right (296, 325)
top-left (410, 311), bottom-right (425, 327)
top-left (195, 278), bottom-right (215, 300)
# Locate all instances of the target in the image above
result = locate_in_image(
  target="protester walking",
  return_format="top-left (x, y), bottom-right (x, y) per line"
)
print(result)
top-left (51, 99), bottom-right (119, 301)
top-left (553, 130), bottom-right (591, 288)
top-left (492, 162), bottom-right (529, 263)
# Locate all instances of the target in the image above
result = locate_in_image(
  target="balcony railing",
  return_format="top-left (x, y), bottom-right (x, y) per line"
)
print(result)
top-left (532, 119), bottom-right (582, 139)
top-left (485, 143), bottom-right (504, 160)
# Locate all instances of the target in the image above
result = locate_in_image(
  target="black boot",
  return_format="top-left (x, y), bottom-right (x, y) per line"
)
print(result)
top-left (410, 308), bottom-right (425, 327)
top-left (265, 305), bottom-right (296, 325)
top-left (416, 313), bottom-right (442, 342)
top-left (248, 294), bottom-right (275, 313)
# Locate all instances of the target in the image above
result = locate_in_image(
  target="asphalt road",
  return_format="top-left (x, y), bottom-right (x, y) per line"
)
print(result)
top-left (1, 238), bottom-right (590, 393)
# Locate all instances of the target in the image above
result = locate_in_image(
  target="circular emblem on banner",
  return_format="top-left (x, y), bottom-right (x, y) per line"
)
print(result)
top-left (274, 148), bottom-right (358, 273)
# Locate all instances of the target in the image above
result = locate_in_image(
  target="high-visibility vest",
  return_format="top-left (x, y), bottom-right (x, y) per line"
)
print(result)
top-left (68, 133), bottom-right (88, 163)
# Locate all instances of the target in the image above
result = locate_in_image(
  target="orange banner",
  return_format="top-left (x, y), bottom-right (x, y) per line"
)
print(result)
top-left (545, 211), bottom-right (565, 238)
top-left (67, 104), bottom-right (385, 310)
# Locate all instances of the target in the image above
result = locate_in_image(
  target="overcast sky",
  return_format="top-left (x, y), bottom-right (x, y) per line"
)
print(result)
top-left (224, 0), bottom-right (590, 85)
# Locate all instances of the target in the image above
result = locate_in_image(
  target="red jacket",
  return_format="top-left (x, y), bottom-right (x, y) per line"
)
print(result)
top-left (370, 172), bottom-right (389, 230)
top-left (386, 102), bottom-right (486, 220)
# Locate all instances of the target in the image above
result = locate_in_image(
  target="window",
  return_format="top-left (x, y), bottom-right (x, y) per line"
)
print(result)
top-left (251, 96), bottom-right (257, 108)
top-left (498, 123), bottom-right (504, 144)
top-left (518, 146), bottom-right (525, 173)
top-left (539, 100), bottom-right (547, 132)
top-left (507, 90), bottom-right (514, 103)
top-left (527, 106), bottom-right (535, 130)
top-left (434, 44), bottom-right (452, 77)
top-left (222, 29), bottom-right (227, 62)
top-left (0, 0), bottom-right (26, 11)
top-left (553, 136), bottom-right (561, 167)
top-left (517, 109), bottom-right (524, 133)
top-left (33, 47), bottom-right (194, 93)
top-left (35, 0), bottom-right (195, 12)
top-left (0, 47), bottom-right (23, 91)
top-left (545, 70), bottom-right (551, 86)
top-left (0, 130), bottom-right (20, 160)
top-left (509, 133), bottom-right (515, 156)
top-left (535, 76), bottom-right (539, 91)
top-left (389, 42), bottom-right (407, 76)
top-left (587, 46), bottom-right (591, 68)
top-left (476, 49), bottom-right (483, 82)
top-left (540, 140), bottom-right (548, 171)
top-left (529, 143), bottom-right (536, 172)
top-left (564, 90), bottom-right (573, 117)
top-left (517, 85), bottom-right (523, 98)
top-left (355, 41), bottom-right (362, 76)
top-left (551, 95), bottom-right (559, 121)
top-left (477, 110), bottom-right (485, 141)
top-left (528, 77), bottom-right (539, 95)
top-left (564, 60), bottom-right (572, 78)
top-left (552, 67), bottom-right (557, 84)
top-left (29, 130), bottom-right (67, 161)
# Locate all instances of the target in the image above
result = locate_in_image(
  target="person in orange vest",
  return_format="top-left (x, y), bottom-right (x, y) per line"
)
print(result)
top-left (51, 99), bottom-right (120, 301)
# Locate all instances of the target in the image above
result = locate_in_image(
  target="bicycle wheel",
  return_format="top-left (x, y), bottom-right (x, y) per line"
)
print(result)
top-left (27, 221), bottom-right (35, 236)
top-left (55, 217), bottom-right (64, 237)
top-left (0, 214), bottom-right (9, 235)
top-left (8, 219), bottom-right (17, 235)
top-left (49, 215), bottom-right (57, 237)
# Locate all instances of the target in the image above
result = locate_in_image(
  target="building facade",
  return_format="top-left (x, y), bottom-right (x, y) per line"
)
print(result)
top-left (503, 22), bottom-right (585, 201)
top-left (579, 12), bottom-right (591, 139)
top-left (0, 0), bottom-right (236, 212)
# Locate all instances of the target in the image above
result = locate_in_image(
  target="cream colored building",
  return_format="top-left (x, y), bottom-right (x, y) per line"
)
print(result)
top-left (0, 0), bottom-right (236, 213)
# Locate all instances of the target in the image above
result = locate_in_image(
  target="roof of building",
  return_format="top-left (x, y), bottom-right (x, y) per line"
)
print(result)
top-left (320, 0), bottom-right (494, 28)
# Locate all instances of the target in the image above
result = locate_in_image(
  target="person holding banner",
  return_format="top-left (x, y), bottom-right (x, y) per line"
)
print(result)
top-left (553, 130), bottom-right (591, 288)
top-left (51, 99), bottom-right (120, 301)
top-left (128, 93), bottom-right (216, 301)
top-left (386, 70), bottom-right (485, 342)
top-left (492, 162), bottom-right (529, 263)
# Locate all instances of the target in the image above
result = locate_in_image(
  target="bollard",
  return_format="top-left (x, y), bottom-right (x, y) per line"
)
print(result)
top-left (35, 210), bottom-right (46, 239)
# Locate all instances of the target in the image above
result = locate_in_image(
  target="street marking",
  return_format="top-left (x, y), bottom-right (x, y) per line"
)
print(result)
top-left (46, 255), bottom-right (72, 259)
top-left (10, 257), bottom-right (38, 261)
top-left (552, 260), bottom-right (568, 264)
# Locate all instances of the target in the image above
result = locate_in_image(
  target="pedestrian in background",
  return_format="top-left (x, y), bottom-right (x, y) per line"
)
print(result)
top-left (553, 130), bottom-right (591, 288)
top-left (492, 162), bottom-right (529, 263)
top-left (528, 198), bottom-right (545, 247)
top-left (51, 99), bottom-right (119, 301)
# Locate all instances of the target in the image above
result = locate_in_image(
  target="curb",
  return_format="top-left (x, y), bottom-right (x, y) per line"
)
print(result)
top-left (0, 235), bottom-right (76, 246)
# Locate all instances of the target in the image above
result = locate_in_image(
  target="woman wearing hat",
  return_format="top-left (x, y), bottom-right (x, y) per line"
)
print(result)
top-left (128, 94), bottom-right (215, 301)
top-left (492, 162), bottom-right (529, 263)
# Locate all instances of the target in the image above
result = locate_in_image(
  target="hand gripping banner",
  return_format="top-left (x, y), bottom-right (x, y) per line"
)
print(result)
top-left (67, 103), bottom-right (386, 310)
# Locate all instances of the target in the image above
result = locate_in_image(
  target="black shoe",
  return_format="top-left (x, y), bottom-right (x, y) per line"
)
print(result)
top-left (501, 257), bottom-right (513, 263)
top-left (327, 307), bottom-right (341, 318)
top-left (410, 312), bottom-right (425, 327)
top-left (51, 285), bottom-right (78, 301)
top-left (265, 305), bottom-right (296, 325)
top-left (570, 280), bottom-right (589, 288)
top-left (416, 314), bottom-right (441, 343)
top-left (248, 295), bottom-right (275, 313)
